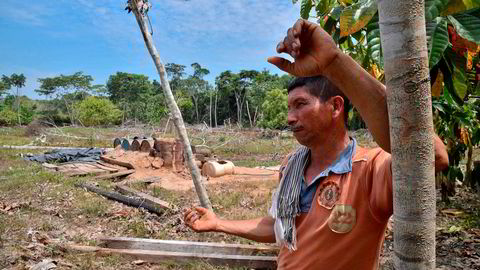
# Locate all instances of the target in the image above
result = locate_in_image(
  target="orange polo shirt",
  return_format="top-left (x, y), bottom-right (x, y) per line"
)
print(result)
top-left (277, 146), bottom-right (393, 270)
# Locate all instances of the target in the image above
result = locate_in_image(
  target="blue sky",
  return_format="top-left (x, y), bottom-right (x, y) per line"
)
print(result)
top-left (0, 0), bottom-right (300, 99)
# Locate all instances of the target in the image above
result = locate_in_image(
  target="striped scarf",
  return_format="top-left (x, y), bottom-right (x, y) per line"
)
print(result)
top-left (274, 146), bottom-right (310, 251)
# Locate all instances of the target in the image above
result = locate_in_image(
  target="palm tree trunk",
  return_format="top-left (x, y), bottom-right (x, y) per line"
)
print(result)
top-left (130, 0), bottom-right (212, 210)
top-left (378, 0), bottom-right (435, 268)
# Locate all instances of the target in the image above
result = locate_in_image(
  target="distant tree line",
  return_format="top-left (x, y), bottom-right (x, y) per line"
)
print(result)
top-left (0, 65), bottom-right (294, 129)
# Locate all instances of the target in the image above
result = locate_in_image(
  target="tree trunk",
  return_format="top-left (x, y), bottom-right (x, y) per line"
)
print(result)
top-left (16, 87), bottom-right (21, 126)
top-left (209, 92), bottom-right (212, 127)
top-left (214, 92), bottom-right (218, 127)
top-left (130, 1), bottom-right (212, 210)
top-left (246, 100), bottom-right (253, 127)
top-left (466, 137), bottom-right (473, 188)
top-left (378, 0), bottom-right (435, 268)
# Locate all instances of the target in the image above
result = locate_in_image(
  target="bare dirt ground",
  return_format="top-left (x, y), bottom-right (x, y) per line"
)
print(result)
top-left (1, 127), bottom-right (479, 269)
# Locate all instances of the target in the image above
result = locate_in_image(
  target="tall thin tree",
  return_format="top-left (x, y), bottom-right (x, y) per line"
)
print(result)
top-left (9, 74), bottom-right (26, 126)
top-left (378, 0), bottom-right (436, 268)
top-left (127, 0), bottom-right (212, 210)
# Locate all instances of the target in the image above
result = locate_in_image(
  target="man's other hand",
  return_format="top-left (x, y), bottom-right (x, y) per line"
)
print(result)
top-left (267, 19), bottom-right (340, 77)
top-left (183, 206), bottom-right (218, 232)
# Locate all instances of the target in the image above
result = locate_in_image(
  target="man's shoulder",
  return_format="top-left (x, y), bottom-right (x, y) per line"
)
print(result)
top-left (354, 146), bottom-right (391, 163)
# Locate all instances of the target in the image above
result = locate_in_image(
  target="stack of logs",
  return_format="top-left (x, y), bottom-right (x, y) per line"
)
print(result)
top-left (114, 138), bottom-right (186, 172)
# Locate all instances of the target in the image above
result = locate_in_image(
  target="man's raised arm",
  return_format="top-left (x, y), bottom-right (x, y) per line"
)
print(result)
top-left (268, 19), bottom-right (448, 171)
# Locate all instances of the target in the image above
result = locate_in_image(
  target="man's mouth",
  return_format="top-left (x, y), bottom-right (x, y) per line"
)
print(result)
top-left (291, 127), bottom-right (303, 133)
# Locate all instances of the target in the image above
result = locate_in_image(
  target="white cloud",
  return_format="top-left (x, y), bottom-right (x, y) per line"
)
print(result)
top-left (0, 1), bottom-right (53, 26)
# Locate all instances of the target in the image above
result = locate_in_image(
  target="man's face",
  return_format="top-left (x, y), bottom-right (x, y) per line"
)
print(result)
top-left (287, 86), bottom-right (334, 147)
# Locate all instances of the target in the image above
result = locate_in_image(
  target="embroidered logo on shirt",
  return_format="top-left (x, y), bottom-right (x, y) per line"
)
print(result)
top-left (328, 204), bottom-right (356, 233)
top-left (317, 181), bottom-right (340, 209)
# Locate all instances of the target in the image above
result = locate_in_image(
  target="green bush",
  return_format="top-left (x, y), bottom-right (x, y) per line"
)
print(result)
top-left (0, 109), bottom-right (17, 126)
top-left (259, 88), bottom-right (288, 130)
top-left (74, 96), bottom-right (122, 126)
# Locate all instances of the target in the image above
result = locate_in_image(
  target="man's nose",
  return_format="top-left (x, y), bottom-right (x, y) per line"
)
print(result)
top-left (287, 111), bottom-right (296, 127)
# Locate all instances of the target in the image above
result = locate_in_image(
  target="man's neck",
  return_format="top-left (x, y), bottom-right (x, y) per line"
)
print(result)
top-left (308, 131), bottom-right (350, 175)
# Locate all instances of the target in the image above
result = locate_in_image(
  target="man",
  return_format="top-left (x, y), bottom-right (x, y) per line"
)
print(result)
top-left (184, 19), bottom-right (449, 269)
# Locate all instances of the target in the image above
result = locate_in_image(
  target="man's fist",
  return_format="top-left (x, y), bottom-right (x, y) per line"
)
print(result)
top-left (183, 206), bottom-right (219, 232)
top-left (268, 19), bottom-right (341, 77)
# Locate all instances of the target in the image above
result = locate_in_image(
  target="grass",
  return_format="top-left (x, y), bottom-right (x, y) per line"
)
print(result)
top-left (1, 126), bottom-right (478, 269)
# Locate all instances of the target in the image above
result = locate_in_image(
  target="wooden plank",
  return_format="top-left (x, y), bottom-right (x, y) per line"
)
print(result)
top-left (93, 163), bottom-right (119, 173)
top-left (74, 183), bottom-right (164, 215)
top-left (115, 185), bottom-right (176, 212)
top-left (100, 156), bottom-right (134, 169)
top-left (66, 244), bottom-right (277, 269)
top-left (99, 237), bottom-right (278, 256)
top-left (94, 169), bottom-right (135, 180)
top-left (42, 163), bottom-right (58, 170)
top-left (97, 161), bottom-right (127, 171)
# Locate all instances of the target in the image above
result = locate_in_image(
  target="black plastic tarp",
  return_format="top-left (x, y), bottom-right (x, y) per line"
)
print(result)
top-left (24, 148), bottom-right (105, 163)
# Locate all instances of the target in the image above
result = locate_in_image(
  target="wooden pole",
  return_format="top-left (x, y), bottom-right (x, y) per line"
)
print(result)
top-left (129, 0), bottom-right (212, 210)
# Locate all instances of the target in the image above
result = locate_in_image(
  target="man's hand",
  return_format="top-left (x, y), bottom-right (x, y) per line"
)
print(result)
top-left (267, 19), bottom-right (340, 77)
top-left (183, 206), bottom-right (218, 232)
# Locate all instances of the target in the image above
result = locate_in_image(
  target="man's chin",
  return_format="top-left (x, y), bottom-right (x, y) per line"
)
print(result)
top-left (294, 135), bottom-right (310, 147)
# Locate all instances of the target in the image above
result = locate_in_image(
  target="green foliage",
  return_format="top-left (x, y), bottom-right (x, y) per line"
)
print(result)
top-left (74, 96), bottom-right (122, 126)
top-left (36, 72), bottom-right (93, 97)
top-left (366, 15), bottom-right (383, 68)
top-left (425, 0), bottom-right (450, 22)
top-left (259, 88), bottom-right (288, 129)
top-left (448, 11), bottom-right (480, 43)
top-left (300, 0), bottom-right (313, 19)
top-left (339, 0), bottom-right (377, 37)
top-left (433, 87), bottom-right (480, 185)
top-left (427, 18), bottom-right (449, 68)
top-left (0, 109), bottom-right (17, 126)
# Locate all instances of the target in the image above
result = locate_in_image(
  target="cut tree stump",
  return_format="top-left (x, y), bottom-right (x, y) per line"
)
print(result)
top-left (75, 183), bottom-right (164, 215)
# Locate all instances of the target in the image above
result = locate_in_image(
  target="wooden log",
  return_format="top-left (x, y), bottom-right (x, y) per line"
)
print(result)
top-left (113, 138), bottom-right (122, 148)
top-left (74, 183), bottom-right (164, 215)
top-left (195, 147), bottom-right (212, 157)
top-left (94, 169), bottom-right (135, 180)
top-left (121, 139), bottom-right (130, 150)
top-left (129, 139), bottom-right (141, 151)
top-left (140, 139), bottom-right (155, 153)
top-left (115, 185), bottom-right (176, 212)
top-left (98, 237), bottom-right (279, 256)
top-left (94, 163), bottom-right (119, 173)
top-left (56, 163), bottom-right (110, 176)
top-left (66, 245), bottom-right (277, 269)
top-left (100, 156), bottom-right (134, 169)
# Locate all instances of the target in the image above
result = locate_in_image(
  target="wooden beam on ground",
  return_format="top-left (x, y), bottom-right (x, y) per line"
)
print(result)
top-left (74, 183), bottom-right (164, 215)
top-left (115, 185), bottom-right (176, 212)
top-left (66, 244), bottom-right (277, 269)
top-left (93, 163), bottom-right (119, 172)
top-left (98, 237), bottom-right (279, 256)
top-left (100, 156), bottom-right (134, 169)
top-left (94, 169), bottom-right (135, 180)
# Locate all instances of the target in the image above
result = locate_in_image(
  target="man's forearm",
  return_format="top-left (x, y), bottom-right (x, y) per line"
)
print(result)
top-left (324, 52), bottom-right (391, 152)
top-left (215, 216), bottom-right (276, 243)
top-left (323, 52), bottom-right (449, 171)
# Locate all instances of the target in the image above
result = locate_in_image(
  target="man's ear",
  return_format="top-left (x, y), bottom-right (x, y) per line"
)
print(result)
top-left (331, 96), bottom-right (345, 119)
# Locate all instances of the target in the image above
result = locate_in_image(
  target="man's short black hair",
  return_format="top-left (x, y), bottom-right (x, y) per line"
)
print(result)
top-left (287, 76), bottom-right (350, 127)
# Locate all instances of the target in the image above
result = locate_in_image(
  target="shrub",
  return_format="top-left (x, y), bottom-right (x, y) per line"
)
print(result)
top-left (74, 96), bottom-right (122, 126)
top-left (0, 109), bottom-right (17, 126)
top-left (259, 88), bottom-right (288, 130)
